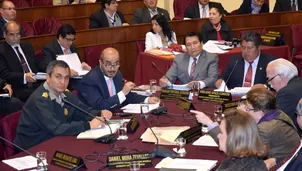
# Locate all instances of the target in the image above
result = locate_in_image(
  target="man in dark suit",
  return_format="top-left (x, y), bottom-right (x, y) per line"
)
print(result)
top-left (78, 47), bottom-right (159, 111)
top-left (238, 0), bottom-right (269, 14)
top-left (216, 31), bottom-right (276, 89)
top-left (0, 0), bottom-right (24, 40)
top-left (273, 0), bottom-right (302, 12)
top-left (132, 0), bottom-right (170, 24)
top-left (89, 0), bottom-right (129, 28)
top-left (184, 0), bottom-right (229, 19)
top-left (0, 21), bottom-right (40, 102)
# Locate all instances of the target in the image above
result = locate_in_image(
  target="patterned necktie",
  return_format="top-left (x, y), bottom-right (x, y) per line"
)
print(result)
top-left (15, 46), bottom-right (30, 73)
top-left (64, 49), bottom-right (69, 55)
top-left (202, 5), bottom-right (207, 18)
top-left (190, 58), bottom-right (197, 81)
top-left (244, 61), bottom-right (253, 87)
top-left (292, 0), bottom-right (297, 11)
top-left (108, 78), bottom-right (113, 97)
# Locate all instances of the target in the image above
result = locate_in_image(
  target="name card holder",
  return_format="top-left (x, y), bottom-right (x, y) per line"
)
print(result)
top-left (160, 89), bottom-right (190, 100)
top-left (198, 90), bottom-right (232, 103)
top-left (177, 125), bottom-right (202, 143)
top-left (222, 100), bottom-right (240, 112)
top-left (51, 151), bottom-right (87, 170)
top-left (127, 114), bottom-right (140, 134)
top-left (176, 97), bottom-right (196, 112)
top-left (107, 153), bottom-right (152, 170)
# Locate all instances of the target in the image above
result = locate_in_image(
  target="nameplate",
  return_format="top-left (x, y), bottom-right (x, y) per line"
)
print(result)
top-left (127, 114), bottom-right (140, 134)
top-left (198, 90), bottom-right (232, 103)
top-left (222, 100), bottom-right (240, 112)
top-left (178, 125), bottom-right (202, 143)
top-left (107, 153), bottom-right (152, 170)
top-left (176, 97), bottom-right (196, 112)
top-left (51, 151), bottom-right (87, 170)
top-left (160, 89), bottom-right (190, 100)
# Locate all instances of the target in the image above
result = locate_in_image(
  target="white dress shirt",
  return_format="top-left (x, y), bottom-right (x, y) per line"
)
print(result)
top-left (198, 3), bottom-right (209, 18)
top-left (242, 55), bottom-right (260, 87)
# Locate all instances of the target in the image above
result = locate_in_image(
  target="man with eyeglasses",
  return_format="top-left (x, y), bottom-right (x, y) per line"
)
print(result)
top-left (191, 88), bottom-right (300, 170)
top-left (40, 24), bottom-right (91, 90)
top-left (0, 0), bottom-right (24, 40)
top-left (78, 47), bottom-right (159, 111)
top-left (215, 31), bottom-right (276, 89)
top-left (0, 21), bottom-right (40, 102)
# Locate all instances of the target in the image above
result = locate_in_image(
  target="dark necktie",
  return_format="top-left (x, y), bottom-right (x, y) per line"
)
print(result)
top-left (190, 58), bottom-right (197, 81)
top-left (15, 46), bottom-right (30, 73)
top-left (244, 61), bottom-right (253, 87)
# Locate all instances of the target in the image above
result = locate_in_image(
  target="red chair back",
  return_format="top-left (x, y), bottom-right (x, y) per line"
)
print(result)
top-left (31, 0), bottom-right (52, 6)
top-left (33, 17), bottom-right (63, 35)
top-left (10, 0), bottom-right (30, 8)
top-left (84, 44), bottom-right (112, 68)
top-left (291, 25), bottom-right (302, 56)
top-left (173, 0), bottom-right (198, 20)
top-left (136, 40), bottom-right (145, 53)
top-left (0, 110), bottom-right (22, 158)
top-left (19, 22), bottom-right (36, 37)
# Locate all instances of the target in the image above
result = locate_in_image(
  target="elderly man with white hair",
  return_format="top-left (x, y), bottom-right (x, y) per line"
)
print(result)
top-left (266, 58), bottom-right (302, 131)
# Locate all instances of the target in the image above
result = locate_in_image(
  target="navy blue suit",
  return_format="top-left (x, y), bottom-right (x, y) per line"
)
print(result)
top-left (219, 53), bottom-right (276, 89)
top-left (78, 66), bottom-right (147, 110)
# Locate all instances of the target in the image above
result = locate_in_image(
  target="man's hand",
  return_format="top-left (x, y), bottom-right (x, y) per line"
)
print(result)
top-left (215, 79), bottom-right (224, 88)
top-left (190, 110), bottom-right (214, 126)
top-left (122, 81), bottom-right (135, 95)
top-left (89, 117), bottom-right (105, 129)
top-left (159, 77), bottom-right (169, 87)
top-left (81, 62), bottom-right (91, 71)
top-left (3, 84), bottom-right (13, 97)
top-left (101, 110), bottom-right (113, 120)
top-left (148, 97), bottom-right (160, 104)
top-left (264, 158), bottom-right (276, 170)
top-left (70, 69), bottom-right (79, 77)
top-left (25, 73), bottom-right (36, 83)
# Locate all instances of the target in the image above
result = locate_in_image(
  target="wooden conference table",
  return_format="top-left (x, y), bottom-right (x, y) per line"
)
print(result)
top-left (134, 45), bottom-right (291, 85)
top-left (0, 97), bottom-right (226, 171)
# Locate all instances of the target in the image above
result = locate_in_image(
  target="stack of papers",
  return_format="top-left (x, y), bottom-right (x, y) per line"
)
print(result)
top-left (35, 72), bottom-right (46, 80)
top-left (56, 53), bottom-right (89, 76)
top-left (140, 126), bottom-right (190, 145)
top-left (214, 81), bottom-right (251, 96)
top-left (203, 40), bottom-right (232, 54)
top-left (155, 157), bottom-right (217, 171)
top-left (192, 135), bottom-right (218, 147)
top-left (2, 155), bottom-right (48, 170)
top-left (145, 49), bottom-right (175, 56)
top-left (121, 103), bottom-right (160, 113)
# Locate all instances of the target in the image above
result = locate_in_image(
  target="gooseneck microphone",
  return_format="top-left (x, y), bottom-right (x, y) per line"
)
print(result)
top-left (0, 136), bottom-right (48, 171)
top-left (224, 60), bottom-right (238, 92)
top-left (152, 62), bottom-right (173, 89)
top-left (62, 98), bottom-right (116, 144)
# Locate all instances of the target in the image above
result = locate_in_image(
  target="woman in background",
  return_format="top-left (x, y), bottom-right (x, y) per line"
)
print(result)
top-left (145, 14), bottom-right (177, 51)
top-left (201, 6), bottom-right (232, 43)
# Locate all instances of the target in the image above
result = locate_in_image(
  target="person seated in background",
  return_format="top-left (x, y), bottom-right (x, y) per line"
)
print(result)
top-left (215, 31), bottom-right (276, 89)
top-left (89, 0), bottom-right (129, 29)
top-left (78, 47), bottom-right (159, 111)
top-left (0, 21), bottom-right (41, 102)
top-left (132, 0), bottom-right (170, 25)
top-left (191, 88), bottom-right (300, 170)
top-left (215, 110), bottom-right (268, 171)
top-left (273, 0), bottom-right (302, 12)
top-left (200, 6), bottom-right (232, 44)
top-left (0, 77), bottom-right (22, 116)
top-left (14, 60), bottom-right (112, 151)
top-left (53, 0), bottom-right (96, 5)
top-left (159, 32), bottom-right (218, 89)
top-left (237, 0), bottom-right (269, 14)
top-left (0, 0), bottom-right (24, 40)
top-left (145, 14), bottom-right (177, 51)
top-left (184, 0), bottom-right (229, 19)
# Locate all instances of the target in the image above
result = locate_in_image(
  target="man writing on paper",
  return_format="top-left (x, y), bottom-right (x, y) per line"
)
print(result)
top-left (215, 31), bottom-right (276, 89)
top-left (14, 60), bottom-right (112, 150)
top-left (78, 47), bottom-right (159, 111)
top-left (159, 32), bottom-right (218, 90)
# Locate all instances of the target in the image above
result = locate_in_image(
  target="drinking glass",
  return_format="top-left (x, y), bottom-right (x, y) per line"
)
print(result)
top-left (118, 122), bottom-right (128, 140)
top-left (36, 151), bottom-right (47, 171)
top-left (192, 81), bottom-right (200, 97)
top-left (129, 161), bottom-right (140, 171)
top-left (149, 79), bottom-right (157, 94)
top-left (140, 103), bottom-right (149, 119)
top-left (175, 137), bottom-right (186, 157)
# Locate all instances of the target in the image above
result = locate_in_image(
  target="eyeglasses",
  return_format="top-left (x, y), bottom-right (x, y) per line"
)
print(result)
top-left (266, 74), bottom-right (280, 84)
top-left (2, 7), bottom-right (16, 11)
top-left (64, 37), bottom-right (76, 43)
top-left (238, 100), bottom-right (258, 112)
top-left (102, 61), bottom-right (120, 68)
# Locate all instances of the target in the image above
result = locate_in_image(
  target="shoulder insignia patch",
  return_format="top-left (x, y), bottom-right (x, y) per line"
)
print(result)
top-left (64, 108), bottom-right (68, 116)
top-left (65, 89), bottom-right (69, 92)
top-left (42, 92), bottom-right (48, 98)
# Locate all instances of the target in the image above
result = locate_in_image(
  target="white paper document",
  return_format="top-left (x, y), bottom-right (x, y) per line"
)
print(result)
top-left (155, 157), bottom-right (217, 171)
top-left (0, 93), bottom-right (9, 97)
top-left (121, 103), bottom-right (160, 113)
top-left (2, 155), bottom-right (48, 170)
top-left (214, 81), bottom-right (251, 96)
top-left (193, 135), bottom-right (218, 147)
top-left (56, 53), bottom-right (89, 76)
top-left (77, 123), bottom-right (120, 139)
top-left (35, 72), bottom-right (46, 80)
top-left (131, 90), bottom-right (152, 96)
top-left (203, 40), bottom-right (230, 54)
top-left (169, 84), bottom-right (191, 91)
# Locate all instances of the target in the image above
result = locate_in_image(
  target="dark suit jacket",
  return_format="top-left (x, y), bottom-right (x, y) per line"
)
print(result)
top-left (273, 0), bottom-right (302, 12)
top-left (219, 53), bottom-right (276, 89)
top-left (184, 2), bottom-right (230, 19)
top-left (132, 7), bottom-right (170, 24)
top-left (238, 0), bottom-right (269, 14)
top-left (89, 10), bottom-right (128, 29)
top-left (40, 40), bottom-right (78, 72)
top-left (0, 42), bottom-right (38, 88)
top-left (78, 66), bottom-right (147, 110)
top-left (0, 17), bottom-right (25, 40)
top-left (201, 21), bottom-right (233, 43)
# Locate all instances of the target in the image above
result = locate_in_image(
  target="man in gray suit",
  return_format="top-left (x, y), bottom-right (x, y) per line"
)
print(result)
top-left (132, 0), bottom-right (170, 24)
top-left (159, 32), bottom-right (218, 89)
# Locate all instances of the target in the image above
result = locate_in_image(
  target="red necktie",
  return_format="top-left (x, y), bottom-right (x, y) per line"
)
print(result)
top-left (15, 47), bottom-right (30, 73)
top-left (190, 58), bottom-right (197, 81)
top-left (244, 61), bottom-right (253, 87)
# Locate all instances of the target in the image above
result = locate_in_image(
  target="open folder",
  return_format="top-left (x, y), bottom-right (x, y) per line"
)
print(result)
top-left (56, 53), bottom-right (89, 76)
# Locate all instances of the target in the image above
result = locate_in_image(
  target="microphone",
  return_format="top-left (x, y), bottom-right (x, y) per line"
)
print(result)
top-left (152, 62), bottom-right (173, 89)
top-left (0, 136), bottom-right (48, 171)
top-left (224, 60), bottom-right (238, 92)
top-left (141, 115), bottom-right (177, 158)
top-left (62, 98), bottom-right (116, 144)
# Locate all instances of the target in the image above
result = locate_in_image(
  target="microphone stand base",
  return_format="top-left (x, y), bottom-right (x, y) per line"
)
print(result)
top-left (94, 134), bottom-right (117, 144)
top-left (151, 146), bottom-right (177, 159)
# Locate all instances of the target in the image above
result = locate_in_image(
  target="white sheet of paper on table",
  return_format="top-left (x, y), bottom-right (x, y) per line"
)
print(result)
top-left (121, 103), bottom-right (160, 113)
top-left (192, 135), bottom-right (218, 147)
top-left (2, 155), bottom-right (48, 170)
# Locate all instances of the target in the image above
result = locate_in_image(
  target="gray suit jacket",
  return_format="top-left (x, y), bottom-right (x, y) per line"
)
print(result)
top-left (165, 51), bottom-right (218, 88)
top-left (131, 7), bottom-right (170, 24)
